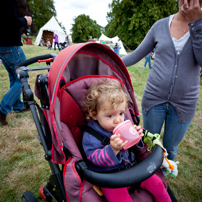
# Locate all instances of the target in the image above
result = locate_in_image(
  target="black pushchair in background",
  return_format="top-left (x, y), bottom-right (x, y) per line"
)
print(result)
top-left (59, 41), bottom-right (68, 50)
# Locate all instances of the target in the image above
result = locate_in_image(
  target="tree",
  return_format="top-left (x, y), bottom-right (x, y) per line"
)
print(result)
top-left (105, 0), bottom-right (178, 49)
top-left (27, 0), bottom-right (57, 33)
top-left (71, 14), bottom-right (102, 43)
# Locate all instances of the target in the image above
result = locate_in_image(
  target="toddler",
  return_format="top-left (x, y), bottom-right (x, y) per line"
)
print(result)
top-left (82, 79), bottom-right (171, 202)
top-left (47, 40), bottom-right (51, 50)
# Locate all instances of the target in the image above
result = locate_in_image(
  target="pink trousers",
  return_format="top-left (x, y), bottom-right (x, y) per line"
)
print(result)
top-left (101, 174), bottom-right (171, 202)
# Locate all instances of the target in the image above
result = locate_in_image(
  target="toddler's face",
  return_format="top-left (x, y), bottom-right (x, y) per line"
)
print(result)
top-left (92, 100), bottom-right (126, 132)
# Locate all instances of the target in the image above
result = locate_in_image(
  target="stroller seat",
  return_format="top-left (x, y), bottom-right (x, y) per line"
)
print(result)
top-left (58, 75), bottom-right (165, 202)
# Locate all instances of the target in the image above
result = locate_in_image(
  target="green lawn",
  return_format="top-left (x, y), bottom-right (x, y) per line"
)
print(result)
top-left (0, 44), bottom-right (201, 202)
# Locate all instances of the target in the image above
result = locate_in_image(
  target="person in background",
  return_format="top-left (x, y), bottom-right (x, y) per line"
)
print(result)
top-left (53, 34), bottom-right (60, 51)
top-left (101, 40), bottom-right (106, 44)
top-left (151, 49), bottom-right (156, 60)
top-left (47, 40), bottom-right (51, 50)
top-left (88, 36), bottom-right (95, 42)
top-left (22, 33), bottom-right (27, 44)
top-left (117, 39), bottom-right (122, 56)
top-left (0, 0), bottom-right (32, 126)
top-left (110, 41), bottom-right (114, 50)
top-left (113, 43), bottom-right (118, 54)
top-left (144, 53), bottom-right (152, 69)
top-left (82, 79), bottom-right (172, 202)
top-left (121, 0), bottom-right (202, 161)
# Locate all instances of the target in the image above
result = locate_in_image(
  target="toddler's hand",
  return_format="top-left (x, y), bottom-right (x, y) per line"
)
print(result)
top-left (110, 134), bottom-right (128, 155)
top-left (134, 125), bottom-right (144, 137)
top-left (133, 125), bottom-right (144, 145)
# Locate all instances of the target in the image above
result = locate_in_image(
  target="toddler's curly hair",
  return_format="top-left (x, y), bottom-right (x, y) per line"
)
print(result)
top-left (82, 79), bottom-right (129, 120)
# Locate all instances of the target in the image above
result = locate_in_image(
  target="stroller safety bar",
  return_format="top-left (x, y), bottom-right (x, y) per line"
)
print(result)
top-left (75, 145), bottom-right (164, 188)
top-left (14, 53), bottom-right (57, 71)
top-left (16, 66), bottom-right (51, 74)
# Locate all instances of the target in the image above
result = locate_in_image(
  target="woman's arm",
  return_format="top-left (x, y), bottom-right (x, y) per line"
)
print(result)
top-left (182, 0), bottom-right (202, 66)
top-left (189, 18), bottom-right (202, 66)
top-left (121, 23), bottom-right (157, 67)
top-left (7, 1), bottom-right (27, 28)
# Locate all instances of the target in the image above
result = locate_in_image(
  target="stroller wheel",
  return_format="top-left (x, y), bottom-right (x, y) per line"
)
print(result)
top-left (22, 191), bottom-right (37, 202)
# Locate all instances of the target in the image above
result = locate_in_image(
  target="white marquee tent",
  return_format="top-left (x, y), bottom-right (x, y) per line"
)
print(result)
top-left (34, 16), bottom-right (66, 46)
top-left (99, 33), bottom-right (127, 55)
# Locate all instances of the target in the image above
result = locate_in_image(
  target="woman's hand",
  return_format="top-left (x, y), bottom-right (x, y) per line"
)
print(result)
top-left (181, 0), bottom-right (202, 22)
top-left (110, 134), bottom-right (128, 155)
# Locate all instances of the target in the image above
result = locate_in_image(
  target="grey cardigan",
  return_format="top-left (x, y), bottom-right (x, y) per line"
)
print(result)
top-left (122, 17), bottom-right (202, 123)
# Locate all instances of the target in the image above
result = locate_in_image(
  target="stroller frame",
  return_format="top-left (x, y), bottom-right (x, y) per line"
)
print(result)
top-left (15, 43), bottom-right (177, 202)
top-left (16, 54), bottom-right (67, 202)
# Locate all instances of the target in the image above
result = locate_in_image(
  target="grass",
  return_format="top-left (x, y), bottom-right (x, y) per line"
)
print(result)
top-left (0, 44), bottom-right (201, 202)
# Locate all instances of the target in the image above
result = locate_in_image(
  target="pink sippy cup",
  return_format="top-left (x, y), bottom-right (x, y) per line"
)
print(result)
top-left (113, 120), bottom-right (141, 149)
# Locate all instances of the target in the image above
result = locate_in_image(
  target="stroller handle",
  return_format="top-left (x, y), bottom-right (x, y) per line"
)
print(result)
top-left (14, 53), bottom-right (57, 71)
top-left (75, 145), bottom-right (164, 188)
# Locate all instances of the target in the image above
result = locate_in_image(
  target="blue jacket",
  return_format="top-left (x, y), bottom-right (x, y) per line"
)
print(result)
top-left (82, 120), bottom-right (144, 172)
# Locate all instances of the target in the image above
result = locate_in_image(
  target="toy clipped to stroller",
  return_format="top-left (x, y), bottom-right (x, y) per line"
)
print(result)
top-left (15, 42), bottom-right (178, 202)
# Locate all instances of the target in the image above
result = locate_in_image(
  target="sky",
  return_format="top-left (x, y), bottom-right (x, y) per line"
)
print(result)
top-left (54, 0), bottom-right (113, 35)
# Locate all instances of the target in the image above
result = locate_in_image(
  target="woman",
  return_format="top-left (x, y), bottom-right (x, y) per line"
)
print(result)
top-left (122, 0), bottom-right (202, 161)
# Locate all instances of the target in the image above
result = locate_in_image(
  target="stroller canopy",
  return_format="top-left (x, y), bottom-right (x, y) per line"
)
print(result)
top-left (48, 42), bottom-right (138, 113)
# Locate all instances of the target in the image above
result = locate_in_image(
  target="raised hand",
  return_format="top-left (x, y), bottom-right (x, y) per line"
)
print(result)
top-left (134, 125), bottom-right (144, 137)
top-left (181, 0), bottom-right (202, 21)
top-left (24, 16), bottom-right (32, 26)
top-left (110, 134), bottom-right (128, 155)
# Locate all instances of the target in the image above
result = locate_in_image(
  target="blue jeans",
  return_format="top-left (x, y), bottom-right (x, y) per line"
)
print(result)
top-left (0, 46), bottom-right (26, 115)
top-left (144, 55), bottom-right (151, 69)
top-left (54, 42), bottom-right (60, 51)
top-left (142, 102), bottom-right (192, 160)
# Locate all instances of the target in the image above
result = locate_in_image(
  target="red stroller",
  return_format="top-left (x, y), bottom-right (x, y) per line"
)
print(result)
top-left (15, 42), bottom-right (177, 202)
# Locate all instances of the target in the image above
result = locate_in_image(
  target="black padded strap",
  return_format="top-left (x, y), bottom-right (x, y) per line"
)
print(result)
top-left (81, 125), bottom-right (110, 145)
